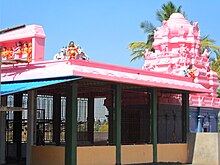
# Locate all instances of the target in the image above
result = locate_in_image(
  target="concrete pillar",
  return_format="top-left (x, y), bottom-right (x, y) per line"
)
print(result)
top-left (13, 93), bottom-right (23, 161)
top-left (115, 84), bottom-right (121, 165)
top-left (0, 96), bottom-right (7, 164)
top-left (53, 94), bottom-right (61, 146)
top-left (26, 90), bottom-right (36, 165)
top-left (65, 83), bottom-right (78, 165)
top-left (151, 89), bottom-right (158, 163)
top-left (88, 96), bottom-right (94, 144)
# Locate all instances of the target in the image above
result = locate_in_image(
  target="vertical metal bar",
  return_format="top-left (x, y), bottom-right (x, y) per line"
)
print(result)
top-left (65, 83), bottom-right (77, 165)
top-left (115, 84), bottom-right (121, 165)
top-left (88, 96), bottom-right (94, 144)
top-left (151, 88), bottom-right (157, 163)
top-left (53, 94), bottom-right (61, 146)
top-left (13, 93), bottom-right (23, 161)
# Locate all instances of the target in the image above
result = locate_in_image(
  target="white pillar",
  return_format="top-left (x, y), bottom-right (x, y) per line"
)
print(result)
top-left (0, 96), bottom-right (6, 164)
top-left (26, 90), bottom-right (36, 165)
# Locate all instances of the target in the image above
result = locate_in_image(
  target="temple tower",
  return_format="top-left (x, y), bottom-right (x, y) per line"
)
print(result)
top-left (143, 13), bottom-right (220, 132)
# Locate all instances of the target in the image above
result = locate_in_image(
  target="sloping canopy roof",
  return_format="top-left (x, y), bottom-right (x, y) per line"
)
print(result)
top-left (1, 60), bottom-right (210, 94)
top-left (1, 77), bottom-right (81, 96)
top-left (0, 24), bottom-right (46, 43)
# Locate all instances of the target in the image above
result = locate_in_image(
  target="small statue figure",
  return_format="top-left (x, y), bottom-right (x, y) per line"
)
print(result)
top-left (187, 64), bottom-right (197, 78)
top-left (22, 42), bottom-right (29, 60)
top-left (2, 47), bottom-right (7, 60)
top-left (7, 47), bottom-right (14, 60)
top-left (77, 45), bottom-right (89, 60)
top-left (61, 47), bottom-right (67, 59)
top-left (13, 42), bottom-right (22, 59)
top-left (28, 42), bottom-right (32, 62)
top-left (67, 41), bottom-right (79, 60)
top-left (53, 47), bottom-right (67, 60)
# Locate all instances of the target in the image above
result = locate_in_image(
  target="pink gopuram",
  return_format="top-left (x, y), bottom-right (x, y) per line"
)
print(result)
top-left (143, 13), bottom-right (220, 117)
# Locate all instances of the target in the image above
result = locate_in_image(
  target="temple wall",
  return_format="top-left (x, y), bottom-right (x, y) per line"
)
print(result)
top-left (31, 146), bottom-right (65, 165)
top-left (31, 146), bottom-right (116, 165)
top-left (77, 146), bottom-right (116, 165)
top-left (189, 107), bottom-right (219, 132)
top-left (158, 104), bottom-right (183, 143)
top-left (157, 103), bottom-right (219, 138)
top-left (158, 144), bottom-right (188, 163)
top-left (121, 144), bottom-right (153, 164)
top-left (31, 144), bottom-right (188, 165)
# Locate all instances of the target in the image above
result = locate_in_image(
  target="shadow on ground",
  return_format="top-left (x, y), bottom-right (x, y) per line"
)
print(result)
top-left (126, 163), bottom-right (190, 165)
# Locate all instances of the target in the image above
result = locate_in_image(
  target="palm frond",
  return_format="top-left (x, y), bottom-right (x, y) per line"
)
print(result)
top-left (128, 41), bottom-right (153, 62)
top-left (128, 42), bottom-right (148, 51)
top-left (130, 50), bottom-right (145, 62)
top-left (156, 1), bottom-right (186, 22)
top-left (200, 35), bottom-right (220, 58)
top-left (140, 21), bottom-right (156, 34)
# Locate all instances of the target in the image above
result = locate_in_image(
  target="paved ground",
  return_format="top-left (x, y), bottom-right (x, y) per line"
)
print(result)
top-left (127, 163), bottom-right (191, 165)
top-left (2, 161), bottom-right (196, 165)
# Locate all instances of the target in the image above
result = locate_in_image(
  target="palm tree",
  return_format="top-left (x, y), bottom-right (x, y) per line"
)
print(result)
top-left (129, 1), bottom-right (185, 62)
top-left (129, 21), bottom-right (155, 61)
top-left (129, 1), bottom-right (220, 63)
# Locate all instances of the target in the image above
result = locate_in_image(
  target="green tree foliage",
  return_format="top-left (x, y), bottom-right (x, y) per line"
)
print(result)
top-left (129, 1), bottom-right (185, 62)
top-left (94, 119), bottom-right (108, 132)
top-left (99, 121), bottom-right (108, 132)
top-left (218, 121), bottom-right (220, 131)
top-left (210, 50), bottom-right (220, 97)
top-left (156, 1), bottom-right (186, 22)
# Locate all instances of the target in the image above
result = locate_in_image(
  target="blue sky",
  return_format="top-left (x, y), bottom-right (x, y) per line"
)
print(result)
top-left (1, 0), bottom-right (220, 68)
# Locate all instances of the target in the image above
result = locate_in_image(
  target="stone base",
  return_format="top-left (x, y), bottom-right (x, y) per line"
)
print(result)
top-left (188, 133), bottom-right (220, 165)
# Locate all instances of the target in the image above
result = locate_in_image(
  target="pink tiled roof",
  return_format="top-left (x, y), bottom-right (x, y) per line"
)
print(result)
top-left (1, 59), bottom-right (210, 93)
